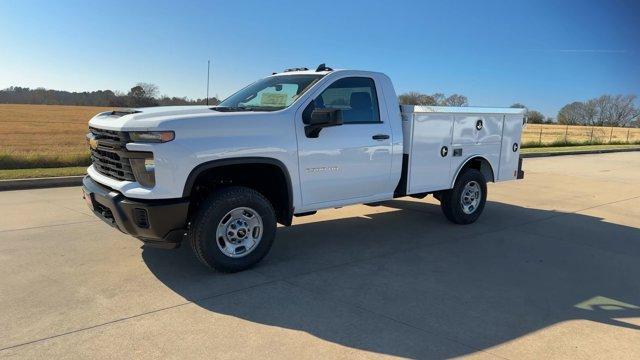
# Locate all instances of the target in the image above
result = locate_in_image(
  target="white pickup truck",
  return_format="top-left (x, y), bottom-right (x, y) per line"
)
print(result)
top-left (82, 64), bottom-right (525, 272)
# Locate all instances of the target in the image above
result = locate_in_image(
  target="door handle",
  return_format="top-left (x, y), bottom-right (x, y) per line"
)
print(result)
top-left (372, 134), bottom-right (390, 140)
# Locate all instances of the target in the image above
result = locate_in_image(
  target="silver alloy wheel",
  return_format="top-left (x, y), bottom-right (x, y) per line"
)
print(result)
top-left (460, 180), bottom-right (481, 215)
top-left (216, 207), bottom-right (263, 258)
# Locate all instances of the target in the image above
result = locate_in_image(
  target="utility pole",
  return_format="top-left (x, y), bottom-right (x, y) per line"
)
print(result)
top-left (206, 60), bottom-right (210, 106)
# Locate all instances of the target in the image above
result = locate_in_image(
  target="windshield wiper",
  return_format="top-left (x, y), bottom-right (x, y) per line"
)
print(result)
top-left (211, 105), bottom-right (283, 112)
top-left (244, 106), bottom-right (284, 112)
top-left (210, 106), bottom-right (249, 112)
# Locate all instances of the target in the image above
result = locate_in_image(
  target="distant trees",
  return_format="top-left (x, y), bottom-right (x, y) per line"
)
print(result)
top-left (557, 95), bottom-right (639, 127)
top-left (398, 91), bottom-right (468, 106)
top-left (444, 94), bottom-right (468, 106)
top-left (0, 84), bottom-right (219, 108)
top-left (526, 110), bottom-right (545, 124)
top-left (509, 103), bottom-right (548, 124)
top-left (557, 102), bottom-right (585, 125)
top-left (110, 83), bottom-right (161, 107)
top-left (398, 92), bottom-right (433, 106)
top-left (0, 86), bottom-right (119, 106)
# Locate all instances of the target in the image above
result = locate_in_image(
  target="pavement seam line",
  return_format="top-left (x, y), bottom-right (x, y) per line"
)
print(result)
top-left (567, 194), bottom-right (640, 213)
top-left (0, 278), bottom-right (280, 352)
top-left (0, 219), bottom-right (100, 234)
top-left (54, 205), bottom-right (98, 219)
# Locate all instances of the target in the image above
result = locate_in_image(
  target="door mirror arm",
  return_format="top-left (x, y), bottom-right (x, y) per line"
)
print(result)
top-left (304, 108), bottom-right (343, 138)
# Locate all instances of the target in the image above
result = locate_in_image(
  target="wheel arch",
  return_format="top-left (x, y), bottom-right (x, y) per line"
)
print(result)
top-left (450, 155), bottom-right (495, 188)
top-left (183, 157), bottom-right (294, 226)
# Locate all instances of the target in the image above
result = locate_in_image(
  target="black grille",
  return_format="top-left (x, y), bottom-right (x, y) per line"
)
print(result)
top-left (89, 127), bottom-right (135, 181)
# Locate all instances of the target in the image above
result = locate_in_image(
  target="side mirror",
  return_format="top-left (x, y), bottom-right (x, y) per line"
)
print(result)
top-left (304, 108), bottom-right (343, 138)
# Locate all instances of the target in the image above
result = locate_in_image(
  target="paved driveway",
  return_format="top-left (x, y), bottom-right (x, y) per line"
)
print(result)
top-left (1, 152), bottom-right (639, 359)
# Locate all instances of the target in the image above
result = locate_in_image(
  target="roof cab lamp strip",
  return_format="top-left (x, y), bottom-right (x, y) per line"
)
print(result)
top-left (277, 63), bottom-right (333, 74)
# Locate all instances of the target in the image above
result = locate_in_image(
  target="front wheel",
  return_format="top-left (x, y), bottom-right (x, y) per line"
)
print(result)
top-left (189, 186), bottom-right (277, 272)
top-left (439, 168), bottom-right (487, 224)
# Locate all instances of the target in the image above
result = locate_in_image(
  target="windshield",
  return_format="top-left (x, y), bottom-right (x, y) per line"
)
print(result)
top-left (216, 75), bottom-right (322, 112)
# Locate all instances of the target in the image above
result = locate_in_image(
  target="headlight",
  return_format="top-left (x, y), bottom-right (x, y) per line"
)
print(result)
top-left (130, 153), bottom-right (156, 188)
top-left (129, 131), bottom-right (174, 143)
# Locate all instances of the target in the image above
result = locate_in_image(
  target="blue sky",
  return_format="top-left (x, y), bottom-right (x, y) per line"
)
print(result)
top-left (1, 0), bottom-right (638, 117)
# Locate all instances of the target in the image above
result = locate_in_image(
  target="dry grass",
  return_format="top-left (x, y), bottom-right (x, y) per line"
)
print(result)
top-left (0, 104), bottom-right (111, 169)
top-left (522, 123), bottom-right (640, 146)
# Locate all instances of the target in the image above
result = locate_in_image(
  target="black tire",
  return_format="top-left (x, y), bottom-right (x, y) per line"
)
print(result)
top-left (189, 186), bottom-right (277, 272)
top-left (439, 168), bottom-right (487, 224)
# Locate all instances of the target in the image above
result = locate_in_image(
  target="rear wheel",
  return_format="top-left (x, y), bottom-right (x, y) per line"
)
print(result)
top-left (439, 168), bottom-right (487, 224)
top-left (189, 186), bottom-right (276, 272)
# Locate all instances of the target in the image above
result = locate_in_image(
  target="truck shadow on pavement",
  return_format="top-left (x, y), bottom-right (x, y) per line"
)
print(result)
top-left (142, 199), bottom-right (640, 358)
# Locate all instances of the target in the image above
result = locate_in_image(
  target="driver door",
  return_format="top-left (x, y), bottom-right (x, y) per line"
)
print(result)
top-left (295, 76), bottom-right (393, 207)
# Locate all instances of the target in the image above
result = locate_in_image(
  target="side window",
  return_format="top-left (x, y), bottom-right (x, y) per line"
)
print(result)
top-left (310, 77), bottom-right (381, 124)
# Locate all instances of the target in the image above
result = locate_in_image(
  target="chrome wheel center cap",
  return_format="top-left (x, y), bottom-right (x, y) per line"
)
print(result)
top-left (460, 181), bottom-right (481, 215)
top-left (216, 207), bottom-right (264, 258)
top-left (227, 219), bottom-right (249, 242)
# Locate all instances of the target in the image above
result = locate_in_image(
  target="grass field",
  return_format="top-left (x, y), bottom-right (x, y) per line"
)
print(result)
top-left (522, 123), bottom-right (640, 146)
top-left (0, 104), bottom-right (110, 169)
top-left (1, 104), bottom-right (639, 172)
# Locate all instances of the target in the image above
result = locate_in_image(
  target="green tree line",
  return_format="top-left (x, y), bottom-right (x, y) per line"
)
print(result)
top-left (0, 83), bottom-right (219, 107)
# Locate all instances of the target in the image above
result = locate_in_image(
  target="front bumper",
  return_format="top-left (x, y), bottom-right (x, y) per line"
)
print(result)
top-left (82, 176), bottom-right (189, 248)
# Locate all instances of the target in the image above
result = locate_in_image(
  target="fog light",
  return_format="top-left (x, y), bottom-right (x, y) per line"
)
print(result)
top-left (133, 208), bottom-right (149, 228)
top-left (130, 155), bottom-right (155, 188)
top-left (144, 158), bottom-right (155, 172)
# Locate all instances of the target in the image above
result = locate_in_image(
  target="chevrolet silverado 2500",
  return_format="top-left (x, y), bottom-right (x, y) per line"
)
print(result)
top-left (82, 64), bottom-right (525, 272)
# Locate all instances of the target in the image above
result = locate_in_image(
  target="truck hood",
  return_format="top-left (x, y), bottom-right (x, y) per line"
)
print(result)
top-left (87, 105), bottom-right (240, 131)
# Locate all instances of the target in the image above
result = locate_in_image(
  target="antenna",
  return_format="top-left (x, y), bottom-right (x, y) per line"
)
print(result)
top-left (206, 60), bottom-right (210, 106)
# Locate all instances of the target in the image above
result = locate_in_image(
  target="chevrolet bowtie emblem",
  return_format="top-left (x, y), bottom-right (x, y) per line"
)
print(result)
top-left (87, 134), bottom-right (98, 150)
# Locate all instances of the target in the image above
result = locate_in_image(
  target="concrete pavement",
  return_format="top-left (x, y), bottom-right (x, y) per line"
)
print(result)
top-left (1, 152), bottom-right (639, 359)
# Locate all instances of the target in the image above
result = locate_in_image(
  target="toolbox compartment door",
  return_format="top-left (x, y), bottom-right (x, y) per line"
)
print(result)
top-left (497, 115), bottom-right (524, 181)
top-left (406, 113), bottom-right (454, 194)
